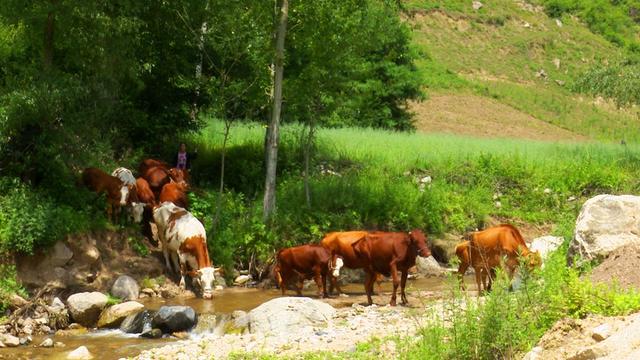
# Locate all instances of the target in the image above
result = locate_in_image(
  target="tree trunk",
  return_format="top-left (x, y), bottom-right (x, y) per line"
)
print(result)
top-left (213, 120), bottom-right (232, 231)
top-left (263, 0), bottom-right (289, 222)
top-left (43, 1), bottom-right (57, 71)
top-left (191, 14), bottom-right (208, 121)
top-left (303, 117), bottom-right (315, 208)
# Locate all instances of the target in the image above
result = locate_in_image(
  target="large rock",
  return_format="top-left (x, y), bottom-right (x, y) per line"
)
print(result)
top-left (110, 275), bottom-right (140, 301)
top-left (1, 334), bottom-right (20, 347)
top-left (97, 301), bottom-right (144, 328)
top-left (415, 256), bottom-right (446, 277)
top-left (67, 345), bottom-right (93, 359)
top-left (247, 297), bottom-right (335, 335)
top-left (569, 195), bottom-right (640, 262)
top-left (530, 236), bottom-right (564, 259)
top-left (120, 310), bottom-right (156, 334)
top-left (66, 292), bottom-right (108, 327)
top-left (151, 306), bottom-right (197, 333)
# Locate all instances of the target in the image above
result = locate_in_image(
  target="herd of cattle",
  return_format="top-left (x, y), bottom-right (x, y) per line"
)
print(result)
top-left (80, 160), bottom-right (543, 305)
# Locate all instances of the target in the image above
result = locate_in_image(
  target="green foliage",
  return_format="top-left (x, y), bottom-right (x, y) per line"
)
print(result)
top-left (574, 61), bottom-right (640, 108)
top-left (127, 236), bottom-right (149, 257)
top-left (0, 178), bottom-right (93, 255)
top-left (398, 246), bottom-right (640, 359)
top-left (106, 293), bottom-right (122, 306)
top-left (0, 263), bottom-right (27, 313)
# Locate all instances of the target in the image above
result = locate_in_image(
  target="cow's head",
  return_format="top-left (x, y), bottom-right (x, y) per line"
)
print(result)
top-left (119, 183), bottom-right (129, 206)
top-left (130, 202), bottom-right (145, 223)
top-left (330, 256), bottom-right (344, 278)
top-left (409, 229), bottom-right (431, 258)
top-left (525, 250), bottom-right (542, 270)
top-left (168, 168), bottom-right (189, 189)
top-left (193, 267), bottom-right (217, 299)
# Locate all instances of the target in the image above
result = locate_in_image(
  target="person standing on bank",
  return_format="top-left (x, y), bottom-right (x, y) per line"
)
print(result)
top-left (175, 143), bottom-right (197, 177)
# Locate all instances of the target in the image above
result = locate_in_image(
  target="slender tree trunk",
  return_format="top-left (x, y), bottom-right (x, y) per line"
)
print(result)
top-left (44, 1), bottom-right (57, 71)
top-left (263, 0), bottom-right (289, 222)
top-left (303, 117), bottom-right (315, 207)
top-left (191, 15), bottom-right (208, 121)
top-left (213, 120), bottom-right (232, 231)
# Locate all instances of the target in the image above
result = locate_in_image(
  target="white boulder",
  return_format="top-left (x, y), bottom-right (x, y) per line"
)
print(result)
top-left (247, 297), bottom-right (335, 335)
top-left (569, 195), bottom-right (640, 262)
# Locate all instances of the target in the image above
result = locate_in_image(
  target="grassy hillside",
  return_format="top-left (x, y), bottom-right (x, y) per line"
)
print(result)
top-left (405, 0), bottom-right (639, 142)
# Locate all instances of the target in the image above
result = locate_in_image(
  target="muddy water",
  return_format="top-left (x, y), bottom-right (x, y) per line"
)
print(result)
top-left (0, 277), bottom-right (474, 360)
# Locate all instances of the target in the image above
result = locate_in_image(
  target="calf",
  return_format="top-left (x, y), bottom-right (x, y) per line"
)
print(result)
top-left (159, 181), bottom-right (189, 209)
top-left (153, 202), bottom-right (216, 299)
top-left (273, 244), bottom-right (331, 298)
top-left (82, 167), bottom-right (130, 223)
top-left (352, 229), bottom-right (431, 306)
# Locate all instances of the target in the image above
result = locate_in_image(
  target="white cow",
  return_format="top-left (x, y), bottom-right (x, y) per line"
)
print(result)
top-left (153, 202), bottom-right (216, 299)
top-left (112, 167), bottom-right (144, 223)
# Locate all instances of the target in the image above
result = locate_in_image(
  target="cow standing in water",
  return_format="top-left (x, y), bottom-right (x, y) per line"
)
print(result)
top-left (273, 244), bottom-right (331, 298)
top-left (352, 230), bottom-right (431, 306)
top-left (153, 202), bottom-right (216, 299)
top-left (81, 167), bottom-right (131, 223)
top-left (320, 231), bottom-right (384, 296)
top-left (455, 224), bottom-right (541, 294)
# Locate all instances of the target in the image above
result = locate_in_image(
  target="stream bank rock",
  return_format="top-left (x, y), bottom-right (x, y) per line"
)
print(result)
top-left (67, 292), bottom-right (108, 327)
top-left (120, 309), bottom-right (156, 334)
top-left (247, 297), bottom-right (335, 335)
top-left (151, 306), bottom-right (198, 333)
top-left (67, 345), bottom-right (93, 359)
top-left (97, 301), bottom-right (144, 328)
top-left (569, 194), bottom-right (640, 262)
top-left (110, 275), bottom-right (140, 301)
top-left (530, 236), bottom-right (564, 260)
top-left (415, 255), bottom-right (446, 277)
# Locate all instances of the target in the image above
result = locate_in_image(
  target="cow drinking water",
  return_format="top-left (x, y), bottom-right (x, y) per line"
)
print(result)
top-left (153, 202), bottom-right (216, 299)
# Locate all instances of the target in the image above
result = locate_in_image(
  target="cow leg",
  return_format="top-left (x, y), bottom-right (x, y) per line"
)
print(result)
top-left (171, 251), bottom-right (182, 279)
top-left (400, 270), bottom-right (409, 305)
top-left (457, 260), bottom-right (469, 291)
top-left (329, 275), bottom-right (344, 297)
top-left (390, 262), bottom-right (400, 306)
top-left (474, 266), bottom-right (483, 295)
top-left (364, 271), bottom-right (375, 306)
top-left (312, 265), bottom-right (324, 298)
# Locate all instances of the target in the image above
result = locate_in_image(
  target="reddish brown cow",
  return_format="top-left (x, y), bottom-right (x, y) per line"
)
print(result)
top-left (167, 168), bottom-right (188, 187)
top-left (320, 231), bottom-right (384, 295)
top-left (273, 244), bottom-right (331, 298)
top-left (456, 224), bottom-right (541, 294)
top-left (352, 230), bottom-right (431, 306)
top-left (159, 182), bottom-right (189, 209)
top-left (81, 167), bottom-right (131, 222)
top-left (139, 159), bottom-right (170, 175)
top-left (135, 177), bottom-right (156, 205)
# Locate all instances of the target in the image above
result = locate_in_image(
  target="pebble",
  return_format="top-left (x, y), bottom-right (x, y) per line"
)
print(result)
top-left (40, 338), bottom-right (54, 347)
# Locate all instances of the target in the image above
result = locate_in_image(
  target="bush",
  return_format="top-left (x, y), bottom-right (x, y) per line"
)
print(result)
top-left (0, 177), bottom-right (93, 255)
top-left (0, 263), bottom-right (26, 313)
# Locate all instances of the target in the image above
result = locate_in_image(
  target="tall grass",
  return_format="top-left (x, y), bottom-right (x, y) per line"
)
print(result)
top-left (187, 119), bottom-right (640, 270)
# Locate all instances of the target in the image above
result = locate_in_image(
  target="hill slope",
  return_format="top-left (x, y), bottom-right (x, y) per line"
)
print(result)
top-left (406, 0), bottom-right (639, 142)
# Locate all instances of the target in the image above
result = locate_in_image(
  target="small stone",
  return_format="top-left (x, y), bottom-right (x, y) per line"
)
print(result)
top-left (495, 201), bottom-right (502, 209)
top-left (419, 176), bottom-right (432, 184)
top-left (19, 336), bottom-right (32, 345)
top-left (536, 69), bottom-right (547, 78)
top-left (234, 275), bottom-right (251, 285)
top-left (40, 338), bottom-right (54, 347)
top-left (140, 328), bottom-right (163, 339)
top-left (555, 19), bottom-right (563, 27)
top-left (543, 188), bottom-right (552, 194)
top-left (592, 323), bottom-right (611, 341)
top-left (50, 297), bottom-right (66, 312)
top-left (141, 288), bottom-right (155, 297)
top-left (67, 345), bottom-right (93, 359)
top-left (553, 58), bottom-right (561, 69)
top-left (0, 341), bottom-right (5, 348)
top-left (55, 341), bottom-right (66, 348)
top-left (568, 196), bottom-right (576, 202)
top-left (472, 1), bottom-right (483, 10)
top-left (555, 80), bottom-right (566, 86)
top-left (523, 21), bottom-right (531, 28)
top-left (68, 323), bottom-right (84, 330)
top-left (215, 285), bottom-right (224, 291)
top-left (172, 331), bottom-right (189, 339)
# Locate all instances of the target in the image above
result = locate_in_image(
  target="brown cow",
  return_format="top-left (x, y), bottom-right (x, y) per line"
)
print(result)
top-left (135, 177), bottom-right (156, 205)
top-left (139, 159), bottom-right (170, 175)
top-left (273, 244), bottom-right (331, 298)
top-left (81, 167), bottom-right (132, 223)
top-left (320, 231), bottom-right (384, 296)
top-left (352, 229), bottom-right (431, 306)
top-left (455, 224), bottom-right (542, 294)
top-left (159, 181), bottom-right (189, 209)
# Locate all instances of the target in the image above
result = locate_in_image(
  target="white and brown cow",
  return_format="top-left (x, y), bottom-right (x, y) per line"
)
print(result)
top-left (112, 167), bottom-right (144, 223)
top-left (153, 202), bottom-right (216, 299)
